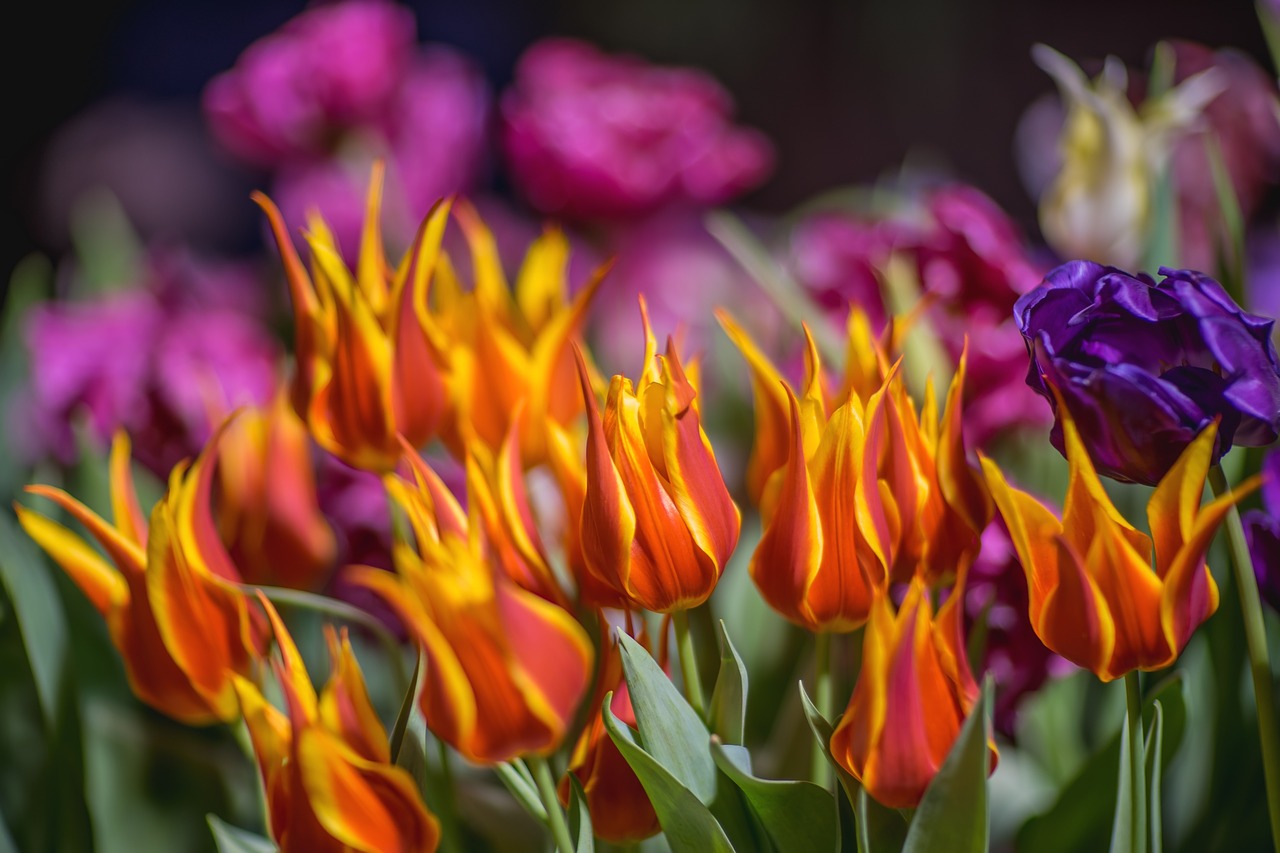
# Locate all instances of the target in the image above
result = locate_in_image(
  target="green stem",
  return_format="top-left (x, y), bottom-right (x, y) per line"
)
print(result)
top-left (528, 755), bottom-right (575, 853)
top-left (433, 738), bottom-right (462, 853)
top-left (1124, 672), bottom-right (1148, 853)
top-left (1208, 466), bottom-right (1280, 849)
top-left (812, 632), bottom-right (833, 789)
top-left (673, 609), bottom-right (706, 718)
top-left (251, 585), bottom-right (410, 701)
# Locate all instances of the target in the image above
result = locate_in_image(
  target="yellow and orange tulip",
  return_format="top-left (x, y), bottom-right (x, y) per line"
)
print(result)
top-left (435, 202), bottom-right (606, 465)
top-left (576, 301), bottom-right (741, 614)
top-left (256, 163), bottom-right (450, 472)
top-left (981, 403), bottom-right (1254, 681)
top-left (559, 622), bottom-right (661, 843)
top-left (829, 578), bottom-right (992, 809)
top-left (724, 310), bottom-right (990, 630)
top-left (217, 394), bottom-right (336, 591)
top-left (235, 595), bottom-right (439, 852)
top-left (351, 449), bottom-right (593, 765)
top-left (16, 429), bottom-right (262, 724)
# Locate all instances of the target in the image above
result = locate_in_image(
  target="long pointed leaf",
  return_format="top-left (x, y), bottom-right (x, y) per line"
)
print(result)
top-left (712, 739), bottom-right (839, 853)
top-left (618, 631), bottom-right (718, 803)
top-left (603, 697), bottom-right (735, 853)
top-left (1145, 702), bottom-right (1166, 853)
top-left (710, 621), bottom-right (748, 745)
top-left (207, 816), bottom-right (276, 853)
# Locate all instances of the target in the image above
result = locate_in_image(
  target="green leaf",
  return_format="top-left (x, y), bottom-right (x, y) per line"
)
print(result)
top-left (1144, 702), bottom-right (1165, 853)
top-left (799, 683), bottom-right (906, 853)
top-left (69, 189), bottom-right (142, 296)
top-left (564, 773), bottom-right (595, 853)
top-left (1107, 696), bottom-right (1138, 853)
top-left (0, 513), bottom-right (68, 729)
top-left (710, 621), bottom-right (748, 745)
top-left (711, 739), bottom-right (839, 853)
top-left (617, 631), bottom-right (717, 804)
top-left (388, 653), bottom-right (421, 762)
top-left (901, 679), bottom-right (993, 853)
top-left (0, 810), bottom-right (16, 853)
top-left (1205, 134), bottom-right (1247, 304)
top-left (494, 760), bottom-right (547, 822)
top-left (1017, 673), bottom-right (1186, 853)
top-left (604, 697), bottom-right (735, 853)
top-left (207, 815), bottom-right (276, 853)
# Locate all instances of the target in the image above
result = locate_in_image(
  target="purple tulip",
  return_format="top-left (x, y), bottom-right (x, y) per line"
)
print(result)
top-left (499, 38), bottom-right (773, 220)
top-left (1016, 261), bottom-right (1280, 484)
top-left (1244, 451), bottom-right (1280, 613)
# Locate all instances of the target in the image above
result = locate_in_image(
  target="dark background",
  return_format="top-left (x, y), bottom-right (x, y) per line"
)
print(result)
top-left (4, 0), bottom-right (1273, 281)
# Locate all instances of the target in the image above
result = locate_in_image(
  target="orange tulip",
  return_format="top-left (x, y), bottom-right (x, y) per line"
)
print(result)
top-left (350, 449), bottom-right (593, 764)
top-left (829, 577), bottom-right (992, 809)
top-left (256, 163), bottom-right (450, 472)
top-left (981, 402), bottom-right (1255, 681)
top-left (235, 595), bottom-right (439, 852)
top-left (559, 621), bottom-right (660, 843)
top-left (576, 300), bottom-right (741, 613)
top-left (15, 428), bottom-right (261, 724)
top-left (725, 311), bottom-right (990, 630)
top-left (435, 202), bottom-right (606, 465)
top-left (216, 393), bottom-right (336, 590)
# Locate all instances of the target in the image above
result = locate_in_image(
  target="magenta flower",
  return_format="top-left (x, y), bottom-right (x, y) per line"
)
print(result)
top-left (15, 258), bottom-right (280, 476)
top-left (788, 185), bottom-right (1050, 444)
top-left (965, 520), bottom-right (1073, 737)
top-left (204, 3), bottom-right (490, 255)
top-left (500, 38), bottom-right (773, 220)
top-left (203, 0), bottom-right (415, 166)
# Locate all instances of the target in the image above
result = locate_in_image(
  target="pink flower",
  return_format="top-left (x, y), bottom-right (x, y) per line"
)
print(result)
top-left (203, 0), bottom-right (415, 166)
top-left (787, 185), bottom-right (1050, 445)
top-left (500, 38), bottom-right (773, 220)
top-left (15, 257), bottom-right (280, 475)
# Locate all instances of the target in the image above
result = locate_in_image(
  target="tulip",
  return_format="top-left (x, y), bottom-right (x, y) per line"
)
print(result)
top-left (829, 577), bottom-right (992, 809)
top-left (981, 399), bottom-right (1256, 681)
top-left (721, 311), bottom-right (990, 602)
top-left (435, 202), bottom-right (605, 465)
top-left (351, 449), bottom-right (593, 764)
top-left (558, 622), bottom-right (660, 843)
top-left (216, 394), bottom-right (336, 590)
top-left (256, 162), bottom-right (450, 472)
top-left (576, 300), bottom-right (741, 614)
top-left (15, 428), bottom-right (261, 724)
top-left (1032, 44), bottom-right (1221, 268)
top-left (1017, 261), bottom-right (1280, 485)
top-left (235, 595), bottom-right (439, 852)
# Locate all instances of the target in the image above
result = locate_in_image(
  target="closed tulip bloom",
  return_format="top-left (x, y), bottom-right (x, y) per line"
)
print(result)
top-left (16, 429), bottom-right (262, 724)
top-left (830, 578), bottom-right (992, 809)
top-left (257, 163), bottom-right (450, 472)
top-left (217, 394), bottom-right (336, 591)
top-left (559, 623), bottom-right (660, 843)
top-left (352, 450), bottom-right (593, 764)
top-left (722, 311), bottom-right (990, 607)
top-left (434, 202), bottom-right (604, 465)
top-left (236, 596), bottom-right (439, 852)
top-left (981, 400), bottom-right (1255, 681)
top-left (576, 301), bottom-right (741, 613)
